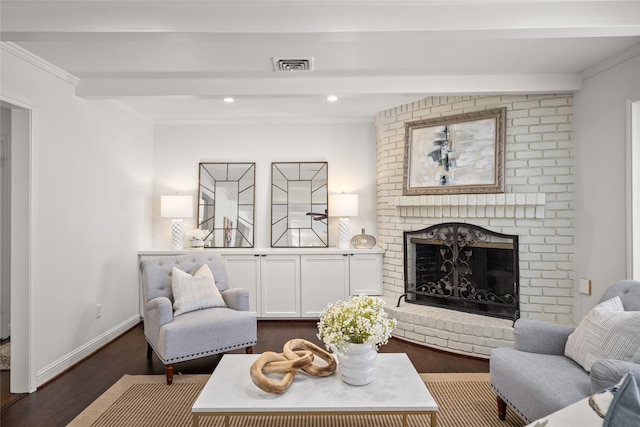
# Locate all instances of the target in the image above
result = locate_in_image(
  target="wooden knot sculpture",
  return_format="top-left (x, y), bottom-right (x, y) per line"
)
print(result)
top-left (250, 339), bottom-right (337, 394)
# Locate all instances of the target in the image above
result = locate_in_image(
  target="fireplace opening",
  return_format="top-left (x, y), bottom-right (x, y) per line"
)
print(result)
top-left (399, 222), bottom-right (520, 322)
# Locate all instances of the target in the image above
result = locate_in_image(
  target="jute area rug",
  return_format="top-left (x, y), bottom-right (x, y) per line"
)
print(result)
top-left (67, 373), bottom-right (525, 427)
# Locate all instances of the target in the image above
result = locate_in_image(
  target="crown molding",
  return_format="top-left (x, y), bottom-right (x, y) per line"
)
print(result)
top-left (581, 42), bottom-right (640, 80)
top-left (1, 42), bottom-right (81, 87)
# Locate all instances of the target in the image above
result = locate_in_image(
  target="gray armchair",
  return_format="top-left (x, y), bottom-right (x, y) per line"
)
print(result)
top-left (490, 280), bottom-right (640, 423)
top-left (140, 253), bottom-right (257, 384)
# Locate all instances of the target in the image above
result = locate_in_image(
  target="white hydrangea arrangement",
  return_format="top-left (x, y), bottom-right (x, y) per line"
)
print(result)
top-left (317, 295), bottom-right (397, 353)
top-left (186, 229), bottom-right (210, 241)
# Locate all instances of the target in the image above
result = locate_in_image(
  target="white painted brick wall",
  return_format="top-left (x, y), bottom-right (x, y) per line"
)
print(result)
top-left (376, 95), bottom-right (575, 357)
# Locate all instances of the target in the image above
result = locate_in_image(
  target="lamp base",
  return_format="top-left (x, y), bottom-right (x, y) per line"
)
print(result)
top-left (171, 218), bottom-right (184, 250)
top-left (337, 217), bottom-right (351, 249)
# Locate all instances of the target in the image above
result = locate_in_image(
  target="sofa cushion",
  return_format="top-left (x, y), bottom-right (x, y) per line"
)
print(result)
top-left (490, 347), bottom-right (592, 422)
top-left (158, 307), bottom-right (257, 362)
top-left (602, 373), bottom-right (640, 426)
top-left (565, 296), bottom-right (640, 372)
top-left (172, 264), bottom-right (226, 316)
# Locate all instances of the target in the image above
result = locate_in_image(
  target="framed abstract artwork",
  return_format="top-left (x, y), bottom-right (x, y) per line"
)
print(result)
top-left (403, 107), bottom-right (506, 195)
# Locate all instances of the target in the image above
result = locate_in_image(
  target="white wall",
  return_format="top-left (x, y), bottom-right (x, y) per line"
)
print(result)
top-left (574, 51), bottom-right (640, 320)
top-left (1, 47), bottom-right (154, 388)
top-left (152, 122), bottom-right (377, 249)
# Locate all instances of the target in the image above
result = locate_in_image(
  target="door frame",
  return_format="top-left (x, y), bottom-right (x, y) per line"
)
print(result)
top-left (0, 96), bottom-right (35, 393)
top-left (627, 96), bottom-right (640, 280)
top-left (0, 130), bottom-right (10, 340)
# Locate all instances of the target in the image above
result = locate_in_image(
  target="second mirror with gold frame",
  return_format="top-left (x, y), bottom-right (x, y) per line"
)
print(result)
top-left (271, 162), bottom-right (328, 247)
top-left (197, 162), bottom-right (255, 248)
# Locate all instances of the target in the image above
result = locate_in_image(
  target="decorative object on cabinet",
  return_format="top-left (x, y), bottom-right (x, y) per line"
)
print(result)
top-left (271, 162), bottom-right (328, 248)
top-left (197, 162), bottom-right (255, 248)
top-left (161, 195), bottom-right (193, 250)
top-left (329, 192), bottom-right (359, 249)
top-left (403, 107), bottom-right (506, 195)
top-left (351, 228), bottom-right (376, 249)
top-left (186, 228), bottom-right (210, 248)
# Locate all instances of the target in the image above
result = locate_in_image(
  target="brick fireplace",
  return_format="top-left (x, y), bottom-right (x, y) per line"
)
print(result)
top-left (375, 95), bottom-right (575, 358)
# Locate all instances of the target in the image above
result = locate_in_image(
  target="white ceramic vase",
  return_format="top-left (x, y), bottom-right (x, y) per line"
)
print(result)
top-left (337, 342), bottom-right (378, 386)
top-left (190, 238), bottom-right (204, 248)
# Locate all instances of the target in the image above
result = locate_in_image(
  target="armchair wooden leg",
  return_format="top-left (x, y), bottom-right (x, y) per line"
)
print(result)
top-left (166, 364), bottom-right (174, 385)
top-left (146, 343), bottom-right (152, 359)
top-left (246, 346), bottom-right (254, 354)
top-left (497, 396), bottom-right (507, 420)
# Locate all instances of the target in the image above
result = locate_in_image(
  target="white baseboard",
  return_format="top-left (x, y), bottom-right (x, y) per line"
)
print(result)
top-left (36, 315), bottom-right (141, 387)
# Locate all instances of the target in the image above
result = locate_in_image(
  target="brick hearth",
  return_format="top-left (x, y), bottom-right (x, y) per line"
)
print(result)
top-left (384, 295), bottom-right (514, 359)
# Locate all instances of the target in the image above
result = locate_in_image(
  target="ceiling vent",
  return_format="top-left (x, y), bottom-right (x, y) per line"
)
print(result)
top-left (272, 57), bottom-right (314, 72)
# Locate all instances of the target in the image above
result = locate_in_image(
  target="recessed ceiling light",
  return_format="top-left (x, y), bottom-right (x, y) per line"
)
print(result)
top-left (223, 97), bottom-right (235, 103)
top-left (327, 95), bottom-right (338, 102)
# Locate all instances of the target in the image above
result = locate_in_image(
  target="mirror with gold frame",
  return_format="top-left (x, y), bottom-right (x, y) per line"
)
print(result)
top-left (271, 162), bottom-right (328, 247)
top-left (197, 162), bottom-right (255, 248)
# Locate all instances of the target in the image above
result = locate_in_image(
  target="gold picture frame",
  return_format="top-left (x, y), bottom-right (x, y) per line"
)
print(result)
top-left (403, 107), bottom-right (506, 195)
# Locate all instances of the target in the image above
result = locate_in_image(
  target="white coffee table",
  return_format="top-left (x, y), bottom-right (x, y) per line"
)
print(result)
top-left (192, 353), bottom-right (438, 427)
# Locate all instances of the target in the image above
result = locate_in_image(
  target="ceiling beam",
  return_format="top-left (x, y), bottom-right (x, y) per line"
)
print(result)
top-left (75, 74), bottom-right (583, 97)
top-left (2, 1), bottom-right (638, 35)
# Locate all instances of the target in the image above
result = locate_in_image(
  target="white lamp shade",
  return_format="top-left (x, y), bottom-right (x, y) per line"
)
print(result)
top-left (161, 195), bottom-right (193, 218)
top-left (329, 193), bottom-right (359, 217)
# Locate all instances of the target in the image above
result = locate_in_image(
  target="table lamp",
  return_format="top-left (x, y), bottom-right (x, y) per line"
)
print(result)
top-left (161, 195), bottom-right (193, 250)
top-left (329, 193), bottom-right (359, 249)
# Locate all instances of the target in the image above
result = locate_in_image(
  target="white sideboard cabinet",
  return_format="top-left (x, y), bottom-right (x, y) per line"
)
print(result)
top-left (138, 248), bottom-right (384, 319)
top-left (348, 253), bottom-right (383, 296)
top-left (260, 255), bottom-right (301, 318)
top-left (300, 254), bottom-right (350, 317)
top-left (223, 254), bottom-right (261, 316)
top-left (223, 254), bottom-right (302, 318)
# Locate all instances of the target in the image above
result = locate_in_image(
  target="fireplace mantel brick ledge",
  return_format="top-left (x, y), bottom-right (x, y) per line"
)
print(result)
top-left (389, 193), bottom-right (546, 219)
top-left (383, 295), bottom-right (514, 359)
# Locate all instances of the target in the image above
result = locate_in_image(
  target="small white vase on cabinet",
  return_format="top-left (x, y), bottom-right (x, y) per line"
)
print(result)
top-left (336, 342), bottom-right (378, 386)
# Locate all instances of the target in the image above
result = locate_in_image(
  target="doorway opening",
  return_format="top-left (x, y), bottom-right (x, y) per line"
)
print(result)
top-left (0, 99), bottom-right (33, 398)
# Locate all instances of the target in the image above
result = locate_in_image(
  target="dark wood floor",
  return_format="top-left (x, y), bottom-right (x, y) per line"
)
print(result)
top-left (1, 320), bottom-right (488, 427)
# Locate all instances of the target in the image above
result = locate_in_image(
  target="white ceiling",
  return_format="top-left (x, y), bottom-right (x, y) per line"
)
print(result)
top-left (2, 0), bottom-right (639, 123)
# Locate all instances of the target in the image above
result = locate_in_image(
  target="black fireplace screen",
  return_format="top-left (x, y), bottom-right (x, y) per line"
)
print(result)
top-left (400, 222), bottom-right (520, 321)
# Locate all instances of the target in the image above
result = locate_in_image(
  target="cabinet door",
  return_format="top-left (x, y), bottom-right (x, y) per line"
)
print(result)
top-left (224, 255), bottom-right (261, 316)
top-left (301, 255), bottom-right (349, 317)
top-left (261, 255), bottom-right (300, 318)
top-left (349, 254), bottom-right (383, 295)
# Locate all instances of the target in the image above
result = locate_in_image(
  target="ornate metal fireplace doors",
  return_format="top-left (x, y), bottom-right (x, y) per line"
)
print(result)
top-left (400, 222), bottom-right (520, 322)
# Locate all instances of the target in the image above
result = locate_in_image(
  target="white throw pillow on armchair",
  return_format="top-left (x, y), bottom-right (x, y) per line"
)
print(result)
top-left (171, 263), bottom-right (227, 315)
top-left (564, 296), bottom-right (640, 372)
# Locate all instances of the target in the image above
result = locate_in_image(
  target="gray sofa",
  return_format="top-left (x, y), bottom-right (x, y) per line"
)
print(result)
top-left (490, 280), bottom-right (640, 423)
top-left (140, 253), bottom-right (257, 384)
